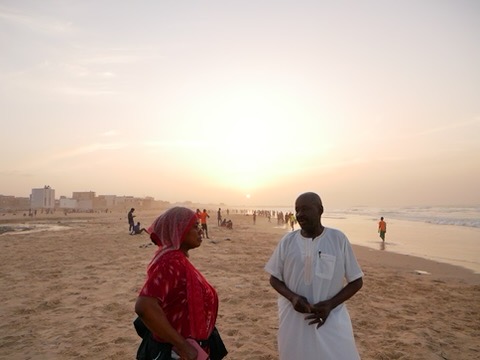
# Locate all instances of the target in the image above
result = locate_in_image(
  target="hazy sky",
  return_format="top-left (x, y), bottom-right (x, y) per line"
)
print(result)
top-left (1, 1), bottom-right (479, 208)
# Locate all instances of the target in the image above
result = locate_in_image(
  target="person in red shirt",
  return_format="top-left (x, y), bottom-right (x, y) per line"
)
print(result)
top-left (378, 217), bottom-right (387, 242)
top-left (198, 209), bottom-right (210, 239)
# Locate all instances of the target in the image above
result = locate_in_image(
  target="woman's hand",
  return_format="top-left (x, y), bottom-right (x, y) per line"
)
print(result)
top-left (174, 339), bottom-right (198, 360)
top-left (135, 296), bottom-right (197, 358)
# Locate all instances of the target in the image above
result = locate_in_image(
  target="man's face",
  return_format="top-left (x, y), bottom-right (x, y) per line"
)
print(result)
top-left (295, 195), bottom-right (322, 232)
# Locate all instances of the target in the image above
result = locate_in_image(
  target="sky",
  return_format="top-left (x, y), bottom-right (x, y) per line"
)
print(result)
top-left (1, 0), bottom-right (479, 208)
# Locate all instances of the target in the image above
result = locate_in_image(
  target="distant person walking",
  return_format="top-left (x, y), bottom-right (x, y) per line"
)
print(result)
top-left (199, 209), bottom-right (210, 239)
top-left (128, 208), bottom-right (136, 233)
top-left (289, 213), bottom-right (296, 231)
top-left (378, 217), bottom-right (387, 242)
top-left (217, 208), bottom-right (222, 226)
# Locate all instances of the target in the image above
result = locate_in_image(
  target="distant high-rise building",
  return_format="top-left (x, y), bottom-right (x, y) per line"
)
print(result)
top-left (30, 185), bottom-right (55, 209)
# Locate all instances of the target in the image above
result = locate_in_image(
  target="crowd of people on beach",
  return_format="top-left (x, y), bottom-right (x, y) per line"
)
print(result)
top-left (127, 207), bottom-right (237, 240)
top-left (127, 206), bottom-right (309, 239)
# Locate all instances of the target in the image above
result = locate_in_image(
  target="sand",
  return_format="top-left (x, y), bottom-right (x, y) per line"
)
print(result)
top-left (0, 210), bottom-right (479, 360)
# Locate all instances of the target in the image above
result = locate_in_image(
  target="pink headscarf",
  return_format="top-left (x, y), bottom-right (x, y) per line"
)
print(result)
top-left (147, 207), bottom-right (197, 261)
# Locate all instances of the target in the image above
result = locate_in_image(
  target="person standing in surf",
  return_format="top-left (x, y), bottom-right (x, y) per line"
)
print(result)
top-left (378, 217), bottom-right (387, 242)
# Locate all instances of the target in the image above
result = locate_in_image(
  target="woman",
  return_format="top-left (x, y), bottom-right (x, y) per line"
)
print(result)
top-left (135, 207), bottom-right (226, 360)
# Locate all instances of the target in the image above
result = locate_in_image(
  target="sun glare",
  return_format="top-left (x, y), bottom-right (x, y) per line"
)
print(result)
top-left (173, 80), bottom-right (333, 195)
top-left (185, 90), bottom-right (297, 191)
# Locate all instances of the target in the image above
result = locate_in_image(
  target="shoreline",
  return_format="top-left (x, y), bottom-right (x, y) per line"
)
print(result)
top-left (353, 243), bottom-right (480, 285)
top-left (322, 214), bottom-right (480, 275)
top-left (3, 210), bottom-right (479, 276)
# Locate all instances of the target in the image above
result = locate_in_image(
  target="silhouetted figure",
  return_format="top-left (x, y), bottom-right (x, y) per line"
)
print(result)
top-left (128, 208), bottom-right (136, 233)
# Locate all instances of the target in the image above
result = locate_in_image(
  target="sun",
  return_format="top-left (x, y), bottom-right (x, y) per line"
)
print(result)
top-left (246, 194), bottom-right (251, 199)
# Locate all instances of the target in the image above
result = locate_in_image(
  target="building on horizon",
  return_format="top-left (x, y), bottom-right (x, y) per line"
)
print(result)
top-left (59, 196), bottom-right (77, 210)
top-left (0, 195), bottom-right (30, 211)
top-left (96, 195), bottom-right (117, 210)
top-left (72, 191), bottom-right (96, 211)
top-left (2, 187), bottom-right (167, 213)
top-left (30, 185), bottom-right (55, 210)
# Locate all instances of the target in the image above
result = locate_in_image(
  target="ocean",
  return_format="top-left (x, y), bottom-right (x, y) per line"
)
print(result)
top-left (233, 205), bottom-right (480, 274)
top-left (233, 205), bottom-right (480, 229)
top-left (328, 205), bottom-right (480, 229)
top-left (324, 206), bottom-right (479, 274)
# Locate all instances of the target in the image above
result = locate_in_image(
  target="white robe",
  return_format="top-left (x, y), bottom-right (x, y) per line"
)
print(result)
top-left (265, 228), bottom-right (364, 360)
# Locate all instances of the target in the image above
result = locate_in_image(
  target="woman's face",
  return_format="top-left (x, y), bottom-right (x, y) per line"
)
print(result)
top-left (181, 221), bottom-right (203, 251)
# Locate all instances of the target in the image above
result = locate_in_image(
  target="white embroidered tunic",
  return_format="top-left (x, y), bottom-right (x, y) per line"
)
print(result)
top-left (265, 228), bottom-right (364, 360)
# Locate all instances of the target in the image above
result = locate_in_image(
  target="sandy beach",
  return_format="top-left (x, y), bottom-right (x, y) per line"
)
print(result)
top-left (0, 210), bottom-right (479, 360)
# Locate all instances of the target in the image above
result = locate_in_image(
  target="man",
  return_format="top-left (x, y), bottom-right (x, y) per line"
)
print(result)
top-left (378, 217), bottom-right (387, 242)
top-left (265, 192), bottom-right (363, 360)
top-left (217, 208), bottom-right (222, 226)
top-left (127, 208), bottom-right (135, 233)
top-left (199, 209), bottom-right (210, 239)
